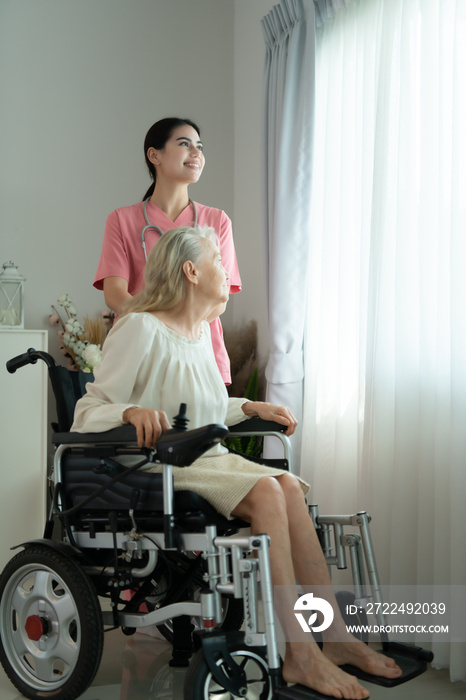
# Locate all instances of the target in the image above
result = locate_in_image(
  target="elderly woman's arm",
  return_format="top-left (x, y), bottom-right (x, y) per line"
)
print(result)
top-left (225, 398), bottom-right (297, 437)
top-left (241, 401), bottom-right (297, 436)
top-left (71, 315), bottom-right (153, 434)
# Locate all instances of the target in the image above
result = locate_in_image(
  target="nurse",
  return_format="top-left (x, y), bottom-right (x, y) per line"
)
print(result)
top-left (94, 117), bottom-right (241, 384)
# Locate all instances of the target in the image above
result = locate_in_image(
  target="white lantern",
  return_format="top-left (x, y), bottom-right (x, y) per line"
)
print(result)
top-left (0, 261), bottom-right (25, 328)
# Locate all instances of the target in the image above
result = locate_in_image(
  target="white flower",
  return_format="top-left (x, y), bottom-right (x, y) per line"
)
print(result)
top-left (65, 319), bottom-right (84, 336)
top-left (50, 294), bottom-right (109, 373)
top-left (57, 293), bottom-right (72, 308)
top-left (73, 340), bottom-right (86, 356)
top-left (81, 343), bottom-right (102, 370)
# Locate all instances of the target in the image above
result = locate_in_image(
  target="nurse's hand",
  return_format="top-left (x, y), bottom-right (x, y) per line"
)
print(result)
top-left (241, 401), bottom-right (298, 436)
top-left (122, 407), bottom-right (171, 448)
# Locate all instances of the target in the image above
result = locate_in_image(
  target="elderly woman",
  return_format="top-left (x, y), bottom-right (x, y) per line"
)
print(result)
top-left (72, 226), bottom-right (401, 699)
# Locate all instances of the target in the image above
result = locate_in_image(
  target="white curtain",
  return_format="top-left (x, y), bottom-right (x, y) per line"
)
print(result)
top-left (261, 0), bottom-right (317, 464)
top-left (301, 0), bottom-right (466, 679)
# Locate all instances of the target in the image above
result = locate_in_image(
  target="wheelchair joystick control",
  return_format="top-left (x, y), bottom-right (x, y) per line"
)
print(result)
top-left (172, 403), bottom-right (189, 431)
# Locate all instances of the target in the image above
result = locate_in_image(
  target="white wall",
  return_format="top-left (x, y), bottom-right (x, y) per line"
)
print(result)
top-left (0, 0), bottom-right (235, 358)
top-left (233, 0), bottom-right (276, 360)
top-left (1, 0), bottom-right (277, 364)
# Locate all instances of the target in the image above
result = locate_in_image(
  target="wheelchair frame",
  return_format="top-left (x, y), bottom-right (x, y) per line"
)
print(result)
top-left (0, 348), bottom-right (432, 700)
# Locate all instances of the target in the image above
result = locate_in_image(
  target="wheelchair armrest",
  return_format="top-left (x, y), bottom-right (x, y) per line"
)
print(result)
top-left (156, 423), bottom-right (228, 466)
top-left (53, 419), bottom-right (282, 446)
top-left (52, 423), bottom-right (229, 467)
top-left (52, 425), bottom-right (138, 445)
top-left (228, 418), bottom-right (294, 474)
top-left (228, 418), bottom-right (287, 434)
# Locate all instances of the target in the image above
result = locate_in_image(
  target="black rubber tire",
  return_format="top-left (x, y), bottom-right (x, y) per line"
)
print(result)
top-left (335, 590), bottom-right (369, 644)
top-left (0, 544), bottom-right (104, 700)
top-left (156, 593), bottom-right (244, 644)
top-left (183, 637), bottom-right (272, 699)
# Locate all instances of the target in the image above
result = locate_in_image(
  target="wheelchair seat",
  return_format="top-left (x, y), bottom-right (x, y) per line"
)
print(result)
top-left (58, 447), bottom-right (245, 534)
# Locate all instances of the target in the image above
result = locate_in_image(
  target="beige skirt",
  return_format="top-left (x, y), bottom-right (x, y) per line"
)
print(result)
top-left (148, 452), bottom-right (309, 519)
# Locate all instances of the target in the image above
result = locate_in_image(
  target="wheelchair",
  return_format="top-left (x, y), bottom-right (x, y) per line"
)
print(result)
top-left (0, 348), bottom-right (433, 700)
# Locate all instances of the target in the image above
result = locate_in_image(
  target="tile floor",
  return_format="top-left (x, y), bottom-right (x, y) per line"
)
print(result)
top-left (0, 625), bottom-right (464, 700)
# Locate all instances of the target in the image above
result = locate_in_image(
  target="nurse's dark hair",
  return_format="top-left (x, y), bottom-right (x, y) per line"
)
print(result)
top-left (142, 117), bottom-right (201, 201)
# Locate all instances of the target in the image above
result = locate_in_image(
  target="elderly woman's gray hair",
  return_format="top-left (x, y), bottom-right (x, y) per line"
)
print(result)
top-left (122, 225), bottom-right (218, 316)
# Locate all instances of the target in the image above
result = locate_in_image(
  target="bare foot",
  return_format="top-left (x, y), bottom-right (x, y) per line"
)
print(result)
top-left (283, 646), bottom-right (370, 699)
top-left (323, 639), bottom-right (402, 679)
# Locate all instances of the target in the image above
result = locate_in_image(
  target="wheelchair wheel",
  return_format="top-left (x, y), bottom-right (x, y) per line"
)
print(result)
top-left (184, 638), bottom-right (272, 700)
top-left (0, 544), bottom-right (103, 700)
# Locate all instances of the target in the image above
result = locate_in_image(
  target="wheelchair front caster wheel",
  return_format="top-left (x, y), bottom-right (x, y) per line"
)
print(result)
top-left (183, 639), bottom-right (272, 699)
top-left (0, 544), bottom-right (103, 700)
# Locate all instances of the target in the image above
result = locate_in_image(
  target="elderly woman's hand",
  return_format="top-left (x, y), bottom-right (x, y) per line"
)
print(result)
top-left (241, 401), bottom-right (298, 436)
top-left (122, 407), bottom-right (171, 448)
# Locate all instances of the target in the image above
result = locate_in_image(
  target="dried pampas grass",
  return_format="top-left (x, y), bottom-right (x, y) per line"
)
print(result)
top-left (224, 320), bottom-right (265, 399)
top-left (82, 316), bottom-right (109, 348)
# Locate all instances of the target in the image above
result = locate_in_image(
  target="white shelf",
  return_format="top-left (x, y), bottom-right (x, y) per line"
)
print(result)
top-left (0, 330), bottom-right (48, 571)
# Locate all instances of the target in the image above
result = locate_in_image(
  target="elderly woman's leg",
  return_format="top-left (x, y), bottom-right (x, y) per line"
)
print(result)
top-left (275, 473), bottom-right (402, 679)
top-left (232, 476), bottom-right (370, 699)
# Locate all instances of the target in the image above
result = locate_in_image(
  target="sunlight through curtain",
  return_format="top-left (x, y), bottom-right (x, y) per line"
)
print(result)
top-left (301, 0), bottom-right (466, 678)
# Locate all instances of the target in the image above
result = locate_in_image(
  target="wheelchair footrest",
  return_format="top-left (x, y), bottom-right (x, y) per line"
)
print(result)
top-left (339, 641), bottom-right (432, 687)
top-left (276, 641), bottom-right (432, 698)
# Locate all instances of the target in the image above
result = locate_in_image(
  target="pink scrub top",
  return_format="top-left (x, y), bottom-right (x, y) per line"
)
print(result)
top-left (94, 199), bottom-right (241, 384)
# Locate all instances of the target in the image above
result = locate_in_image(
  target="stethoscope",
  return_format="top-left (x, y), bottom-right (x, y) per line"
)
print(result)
top-left (141, 198), bottom-right (198, 261)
